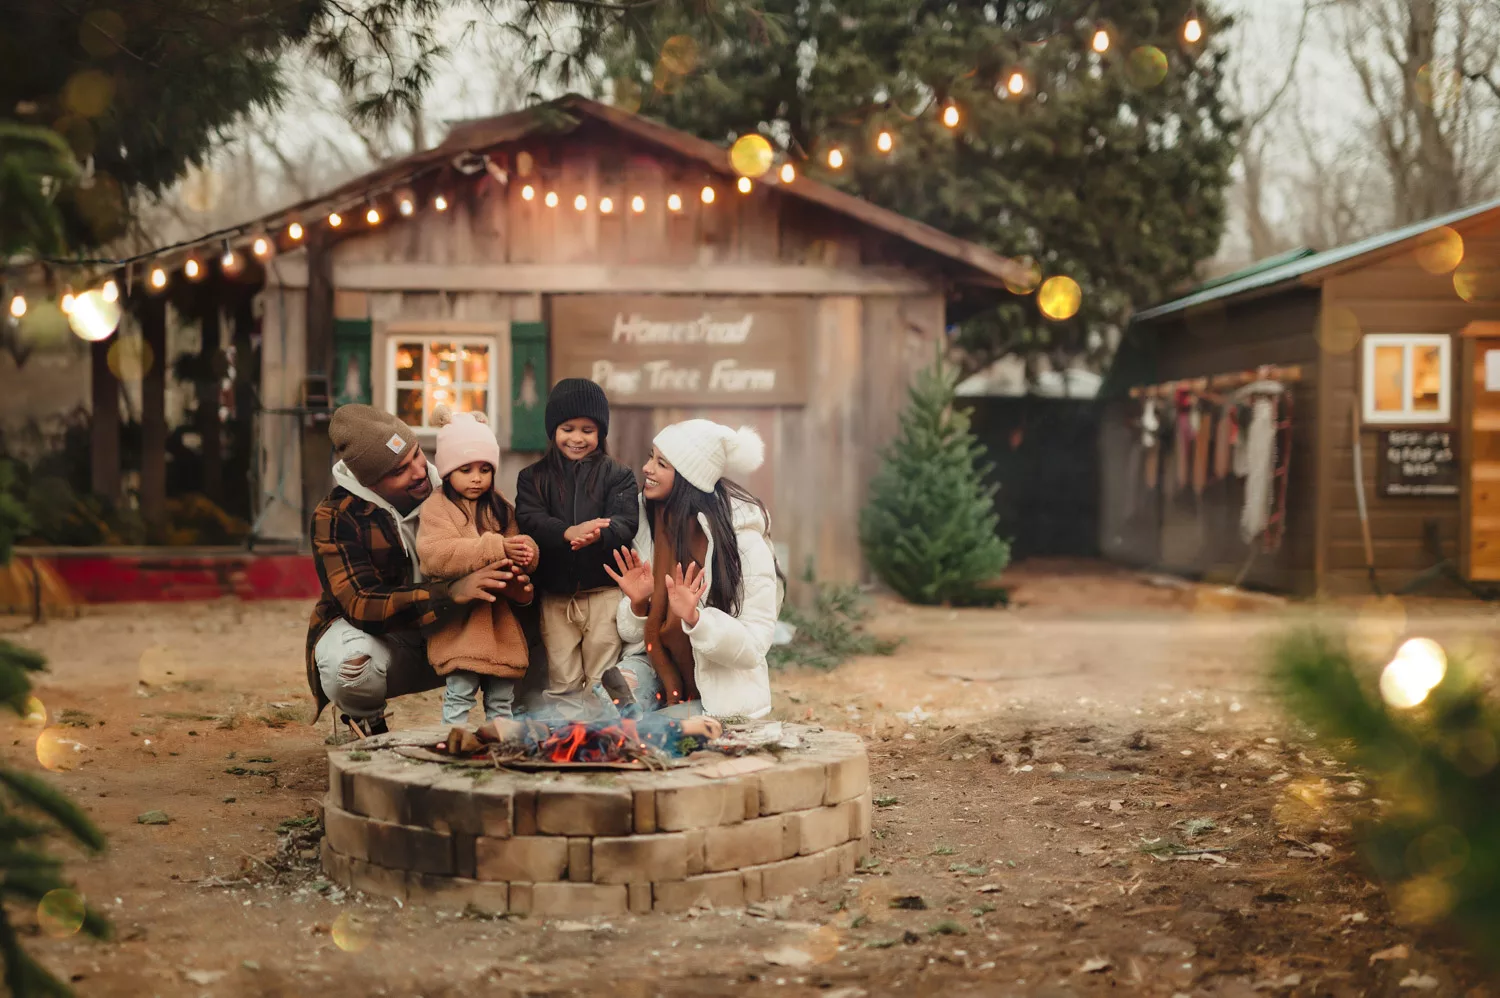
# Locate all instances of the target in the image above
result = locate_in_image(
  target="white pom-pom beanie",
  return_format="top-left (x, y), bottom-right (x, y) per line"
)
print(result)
top-left (653, 420), bottom-right (765, 493)
top-left (432, 404), bottom-right (500, 479)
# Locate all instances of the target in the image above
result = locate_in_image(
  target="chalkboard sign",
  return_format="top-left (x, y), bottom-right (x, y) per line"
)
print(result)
top-left (1380, 430), bottom-right (1457, 497)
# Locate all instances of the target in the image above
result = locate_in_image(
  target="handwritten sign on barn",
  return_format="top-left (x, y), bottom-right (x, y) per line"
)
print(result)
top-left (550, 295), bottom-right (812, 406)
top-left (1379, 430), bottom-right (1457, 498)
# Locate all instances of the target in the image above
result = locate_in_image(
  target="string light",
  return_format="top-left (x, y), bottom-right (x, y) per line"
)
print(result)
top-left (600, 196), bottom-right (614, 214)
top-left (574, 194), bottom-right (588, 212)
top-left (631, 195), bottom-right (646, 213)
top-left (876, 130), bottom-right (894, 153)
top-left (101, 279), bottom-right (119, 303)
top-left (827, 148), bottom-right (845, 169)
top-left (366, 207), bottom-right (381, 225)
top-left (1007, 71), bottom-right (1026, 95)
top-left (545, 191), bottom-right (559, 208)
top-left (398, 194), bottom-right (415, 216)
top-left (434, 195), bottom-right (449, 212)
top-left (149, 267), bottom-right (167, 290)
top-left (185, 258), bottom-right (202, 281)
top-left (779, 162), bottom-right (795, 183)
top-left (667, 193), bottom-right (683, 212)
top-left (8, 295), bottom-right (25, 319)
top-left (252, 236), bottom-right (271, 258)
top-left (328, 211), bottom-right (343, 228)
top-left (288, 222), bottom-right (304, 241)
top-left (737, 177), bottom-right (753, 194)
top-left (521, 184), bottom-right (535, 201)
top-left (1183, 9), bottom-right (1203, 43)
top-left (942, 104), bottom-right (960, 128)
top-left (700, 185), bottom-right (716, 204)
top-left (60, 290), bottom-right (75, 313)
top-left (221, 248), bottom-right (241, 275)
top-left (1092, 28), bottom-right (1110, 53)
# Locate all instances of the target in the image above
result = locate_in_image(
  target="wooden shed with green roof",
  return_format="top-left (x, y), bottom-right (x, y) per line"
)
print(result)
top-left (1100, 198), bottom-right (1500, 596)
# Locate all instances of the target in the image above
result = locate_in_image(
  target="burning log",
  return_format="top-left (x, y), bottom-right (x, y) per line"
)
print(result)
top-left (439, 715), bottom-right (724, 768)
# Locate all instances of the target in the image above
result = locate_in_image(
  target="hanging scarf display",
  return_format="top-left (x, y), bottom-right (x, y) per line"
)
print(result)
top-left (1240, 396), bottom-right (1277, 543)
top-left (1142, 400), bottom-right (1160, 491)
top-left (1231, 402), bottom-right (1251, 479)
top-left (1213, 404), bottom-right (1235, 481)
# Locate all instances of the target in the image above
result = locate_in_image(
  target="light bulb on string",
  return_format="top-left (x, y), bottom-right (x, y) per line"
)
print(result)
top-left (600, 196), bottom-right (614, 214)
top-left (60, 290), bottom-right (75, 314)
top-left (574, 194), bottom-right (588, 212)
top-left (1093, 28), bottom-right (1111, 53)
top-left (252, 235), bottom-right (271, 258)
top-left (942, 104), bottom-right (960, 128)
top-left (328, 211), bottom-right (343, 228)
top-left (101, 279), bottom-right (119, 303)
top-left (737, 177), bottom-right (753, 194)
top-left (1006, 71), bottom-right (1026, 95)
top-left (288, 222), bottom-right (305, 241)
top-left (185, 258), bottom-right (203, 281)
top-left (700, 185), bottom-right (716, 204)
top-left (8, 295), bottom-right (25, 319)
top-left (149, 267), bottom-right (167, 291)
top-left (434, 195), bottom-right (449, 212)
top-left (1183, 9), bottom-right (1203, 43)
top-left (521, 184), bottom-right (535, 201)
top-left (366, 206), bottom-right (381, 225)
top-left (398, 195), bottom-right (415, 217)
top-left (779, 162), bottom-right (796, 183)
top-left (876, 130), bottom-right (894, 153)
top-left (631, 195), bottom-right (646, 213)
top-left (827, 148), bottom-right (845, 170)
top-left (667, 193), bottom-right (683, 212)
top-left (545, 191), bottom-right (559, 208)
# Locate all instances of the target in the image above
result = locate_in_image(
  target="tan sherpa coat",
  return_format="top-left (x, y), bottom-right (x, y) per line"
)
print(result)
top-left (417, 489), bottom-right (534, 678)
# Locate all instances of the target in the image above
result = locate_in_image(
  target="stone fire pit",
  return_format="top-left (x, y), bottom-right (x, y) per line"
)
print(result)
top-left (320, 723), bottom-right (871, 916)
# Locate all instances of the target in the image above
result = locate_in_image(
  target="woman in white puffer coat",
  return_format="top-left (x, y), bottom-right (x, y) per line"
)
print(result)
top-left (603, 420), bottom-right (782, 719)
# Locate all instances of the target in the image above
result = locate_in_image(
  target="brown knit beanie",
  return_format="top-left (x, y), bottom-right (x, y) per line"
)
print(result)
top-left (329, 404), bottom-right (418, 486)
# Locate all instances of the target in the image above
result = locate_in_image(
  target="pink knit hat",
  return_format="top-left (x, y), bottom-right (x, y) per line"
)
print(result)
top-left (432, 404), bottom-right (500, 479)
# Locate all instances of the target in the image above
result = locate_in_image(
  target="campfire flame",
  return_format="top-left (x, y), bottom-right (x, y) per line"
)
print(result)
top-left (540, 719), bottom-right (644, 764)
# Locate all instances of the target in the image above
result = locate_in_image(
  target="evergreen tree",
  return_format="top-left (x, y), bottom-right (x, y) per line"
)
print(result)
top-left (860, 360), bottom-right (1010, 606)
top-left (0, 466), bottom-right (108, 996)
top-left (1274, 628), bottom-right (1500, 964)
top-left (601, 0), bottom-right (1237, 366)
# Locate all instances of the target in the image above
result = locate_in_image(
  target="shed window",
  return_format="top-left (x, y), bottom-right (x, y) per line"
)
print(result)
top-left (1362, 334), bottom-right (1451, 425)
top-left (389, 338), bottom-right (496, 429)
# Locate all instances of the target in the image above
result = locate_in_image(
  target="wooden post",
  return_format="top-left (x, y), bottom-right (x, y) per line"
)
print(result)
top-left (197, 301), bottom-right (223, 503)
top-left (89, 335), bottom-right (121, 500)
top-left (302, 232), bottom-right (336, 538)
top-left (138, 295), bottom-right (169, 543)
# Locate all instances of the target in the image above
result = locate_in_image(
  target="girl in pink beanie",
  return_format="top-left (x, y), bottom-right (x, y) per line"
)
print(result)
top-left (417, 405), bottom-right (540, 726)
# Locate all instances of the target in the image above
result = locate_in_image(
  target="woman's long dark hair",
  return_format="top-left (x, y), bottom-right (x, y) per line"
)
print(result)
top-left (528, 439), bottom-right (612, 514)
top-left (443, 467), bottom-right (511, 534)
top-left (648, 476), bottom-right (781, 616)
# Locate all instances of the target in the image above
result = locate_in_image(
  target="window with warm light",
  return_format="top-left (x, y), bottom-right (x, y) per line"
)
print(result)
top-left (1361, 333), bottom-right (1451, 424)
top-left (389, 338), bottom-right (496, 429)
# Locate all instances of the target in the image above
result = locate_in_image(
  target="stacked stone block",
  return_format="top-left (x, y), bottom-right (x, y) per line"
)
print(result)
top-left (320, 726), bottom-right (872, 916)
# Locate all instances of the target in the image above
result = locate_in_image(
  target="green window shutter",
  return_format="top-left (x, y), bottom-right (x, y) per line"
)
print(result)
top-left (332, 319), bottom-right (374, 407)
top-left (510, 320), bottom-right (548, 451)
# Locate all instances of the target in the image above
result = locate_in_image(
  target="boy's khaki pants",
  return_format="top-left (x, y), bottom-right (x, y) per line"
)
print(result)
top-left (540, 589), bottom-right (623, 715)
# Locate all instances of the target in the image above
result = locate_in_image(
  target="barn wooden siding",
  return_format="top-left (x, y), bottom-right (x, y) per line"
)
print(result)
top-left (258, 125), bottom-right (946, 582)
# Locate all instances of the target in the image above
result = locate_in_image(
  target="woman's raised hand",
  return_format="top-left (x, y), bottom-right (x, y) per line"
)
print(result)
top-left (664, 561), bottom-right (707, 627)
top-left (604, 547), bottom-right (654, 608)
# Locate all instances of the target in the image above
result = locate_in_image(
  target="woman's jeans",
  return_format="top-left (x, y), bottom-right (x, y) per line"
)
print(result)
top-left (596, 655), bottom-right (703, 719)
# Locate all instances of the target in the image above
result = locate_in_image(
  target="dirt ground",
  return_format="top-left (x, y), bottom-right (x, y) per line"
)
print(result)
top-left (3, 560), bottom-right (1497, 997)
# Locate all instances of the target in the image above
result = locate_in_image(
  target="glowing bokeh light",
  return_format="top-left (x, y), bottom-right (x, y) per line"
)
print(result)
top-left (1183, 16), bottom-right (1203, 43)
top-left (8, 295), bottom-right (25, 319)
top-left (737, 177), bottom-right (752, 194)
top-left (1127, 46), bottom-right (1170, 88)
top-left (1413, 226), bottom-right (1464, 274)
top-left (667, 193), bottom-right (683, 212)
top-left (332, 912), bottom-right (372, 952)
top-left (1007, 72), bottom-right (1026, 95)
top-left (1003, 257), bottom-right (1043, 296)
top-left (328, 212), bottom-right (343, 228)
top-left (599, 196), bottom-right (614, 214)
top-left (876, 130), bottom-right (894, 153)
top-left (37, 890), bottom-right (86, 938)
top-left (22, 696), bottom-right (46, 726)
top-left (101, 280), bottom-right (119, 304)
top-left (942, 104), bottom-right (960, 128)
top-left (730, 133), bottom-right (775, 179)
top-left (1379, 638), bottom-right (1447, 709)
top-left (1037, 275), bottom-right (1082, 320)
top-left (545, 191), bottom-right (559, 208)
top-left (67, 290), bottom-right (120, 342)
top-left (779, 163), bottom-right (796, 183)
top-left (574, 194), bottom-right (588, 212)
top-left (631, 195), bottom-right (646, 213)
top-left (700, 186), bottom-right (716, 205)
top-left (365, 207), bottom-right (381, 225)
top-left (521, 184), bottom-right (535, 201)
top-left (827, 148), bottom-right (845, 170)
top-left (1092, 29), bottom-right (1110, 53)
top-left (107, 335), bottom-right (155, 381)
top-left (288, 222), bottom-right (305, 241)
top-left (36, 728), bottom-right (81, 772)
top-left (1316, 305), bottom-right (1361, 355)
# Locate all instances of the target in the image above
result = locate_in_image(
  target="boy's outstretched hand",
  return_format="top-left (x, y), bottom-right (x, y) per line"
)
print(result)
top-left (563, 518), bottom-right (612, 550)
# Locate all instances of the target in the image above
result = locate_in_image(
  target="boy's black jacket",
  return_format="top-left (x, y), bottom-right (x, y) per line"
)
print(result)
top-left (515, 455), bottom-right (640, 596)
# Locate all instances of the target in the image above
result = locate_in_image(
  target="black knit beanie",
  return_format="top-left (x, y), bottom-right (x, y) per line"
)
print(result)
top-left (545, 378), bottom-right (611, 440)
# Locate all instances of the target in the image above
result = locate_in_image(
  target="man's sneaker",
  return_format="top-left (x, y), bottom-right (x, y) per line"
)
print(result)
top-left (342, 713), bottom-right (389, 739)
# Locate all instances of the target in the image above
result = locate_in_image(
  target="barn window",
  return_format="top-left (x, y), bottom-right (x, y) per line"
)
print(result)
top-left (389, 338), bottom-right (496, 429)
top-left (1362, 334), bottom-right (1451, 425)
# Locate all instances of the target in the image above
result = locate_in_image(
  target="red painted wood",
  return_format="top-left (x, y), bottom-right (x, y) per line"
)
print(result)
top-left (37, 551), bottom-right (320, 603)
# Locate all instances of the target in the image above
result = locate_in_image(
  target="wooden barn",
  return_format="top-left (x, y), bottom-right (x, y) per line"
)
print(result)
top-left (108, 95), bottom-right (1022, 582)
top-left (1100, 197), bottom-right (1500, 596)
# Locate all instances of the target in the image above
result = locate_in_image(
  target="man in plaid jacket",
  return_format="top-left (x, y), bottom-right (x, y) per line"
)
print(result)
top-left (307, 404), bottom-right (520, 737)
